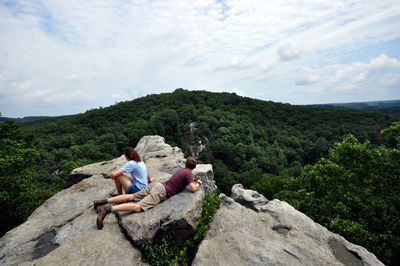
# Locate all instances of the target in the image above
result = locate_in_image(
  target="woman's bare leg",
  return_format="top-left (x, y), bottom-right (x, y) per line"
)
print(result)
top-left (114, 178), bottom-right (123, 195)
top-left (114, 173), bottom-right (133, 195)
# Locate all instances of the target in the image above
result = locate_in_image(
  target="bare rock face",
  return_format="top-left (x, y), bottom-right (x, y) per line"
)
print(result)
top-left (0, 135), bottom-right (214, 266)
top-left (185, 122), bottom-right (209, 158)
top-left (192, 184), bottom-right (384, 266)
top-left (0, 175), bottom-right (142, 266)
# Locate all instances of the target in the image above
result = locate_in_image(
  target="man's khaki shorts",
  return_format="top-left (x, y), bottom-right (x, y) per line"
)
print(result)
top-left (133, 182), bottom-right (167, 211)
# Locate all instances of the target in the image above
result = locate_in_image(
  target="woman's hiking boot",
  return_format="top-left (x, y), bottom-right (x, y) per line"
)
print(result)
top-left (96, 205), bottom-right (111, 230)
top-left (93, 199), bottom-right (108, 212)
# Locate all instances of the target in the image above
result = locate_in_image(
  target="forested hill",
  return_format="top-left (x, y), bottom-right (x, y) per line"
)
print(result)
top-left (24, 89), bottom-right (396, 187)
top-left (2, 89), bottom-right (399, 264)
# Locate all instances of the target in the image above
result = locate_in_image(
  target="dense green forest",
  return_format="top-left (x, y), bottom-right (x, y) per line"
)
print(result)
top-left (1, 89), bottom-right (399, 264)
top-left (0, 120), bottom-right (63, 238)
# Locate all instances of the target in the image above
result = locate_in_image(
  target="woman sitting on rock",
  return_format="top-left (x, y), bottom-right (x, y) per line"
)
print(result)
top-left (94, 157), bottom-right (202, 229)
top-left (110, 147), bottom-right (151, 195)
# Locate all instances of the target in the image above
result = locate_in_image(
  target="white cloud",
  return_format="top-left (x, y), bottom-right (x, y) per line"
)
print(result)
top-left (24, 89), bottom-right (51, 99)
top-left (294, 54), bottom-right (400, 95)
top-left (295, 67), bottom-right (319, 86)
top-left (0, 0), bottom-right (399, 116)
top-left (382, 74), bottom-right (400, 86)
top-left (67, 74), bottom-right (79, 81)
top-left (278, 44), bottom-right (301, 61)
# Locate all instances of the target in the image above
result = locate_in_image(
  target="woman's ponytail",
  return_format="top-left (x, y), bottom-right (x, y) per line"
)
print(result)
top-left (124, 147), bottom-right (141, 162)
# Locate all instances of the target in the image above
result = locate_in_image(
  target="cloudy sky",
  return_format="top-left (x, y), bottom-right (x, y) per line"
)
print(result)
top-left (1, 0), bottom-right (400, 117)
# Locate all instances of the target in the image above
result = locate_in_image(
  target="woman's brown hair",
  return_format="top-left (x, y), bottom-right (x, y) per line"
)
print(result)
top-left (124, 147), bottom-right (141, 162)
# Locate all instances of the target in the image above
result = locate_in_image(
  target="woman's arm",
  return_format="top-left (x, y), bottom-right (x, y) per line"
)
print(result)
top-left (110, 169), bottom-right (125, 180)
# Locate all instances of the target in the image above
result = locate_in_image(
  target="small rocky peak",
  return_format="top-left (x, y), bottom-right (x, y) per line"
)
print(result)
top-left (184, 122), bottom-right (209, 158)
top-left (231, 183), bottom-right (269, 212)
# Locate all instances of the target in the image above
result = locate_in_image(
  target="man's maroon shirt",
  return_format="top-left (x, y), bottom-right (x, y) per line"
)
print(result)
top-left (162, 168), bottom-right (194, 197)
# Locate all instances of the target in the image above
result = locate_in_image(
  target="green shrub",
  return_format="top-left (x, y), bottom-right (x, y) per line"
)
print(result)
top-left (174, 191), bottom-right (224, 266)
top-left (141, 191), bottom-right (223, 266)
top-left (141, 232), bottom-right (179, 266)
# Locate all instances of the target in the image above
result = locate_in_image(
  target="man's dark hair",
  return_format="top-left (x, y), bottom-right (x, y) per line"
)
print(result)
top-left (124, 147), bottom-right (141, 162)
top-left (185, 157), bottom-right (197, 170)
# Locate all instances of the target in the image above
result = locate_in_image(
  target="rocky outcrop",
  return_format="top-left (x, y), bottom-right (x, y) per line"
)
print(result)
top-left (185, 122), bottom-right (209, 159)
top-left (192, 184), bottom-right (383, 266)
top-left (0, 135), bottom-right (214, 266)
top-left (0, 134), bottom-right (383, 265)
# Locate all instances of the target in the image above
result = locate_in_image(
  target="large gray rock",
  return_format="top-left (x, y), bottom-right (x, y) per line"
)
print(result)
top-left (193, 185), bottom-right (383, 266)
top-left (0, 135), bottom-right (215, 266)
top-left (0, 175), bottom-right (142, 266)
top-left (117, 184), bottom-right (205, 246)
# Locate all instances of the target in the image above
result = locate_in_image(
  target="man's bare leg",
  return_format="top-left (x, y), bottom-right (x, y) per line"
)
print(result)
top-left (113, 203), bottom-right (142, 212)
top-left (108, 193), bottom-right (134, 203)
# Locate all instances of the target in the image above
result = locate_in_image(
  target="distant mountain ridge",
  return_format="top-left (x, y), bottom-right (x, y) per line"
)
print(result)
top-left (0, 116), bottom-right (51, 123)
top-left (311, 99), bottom-right (400, 116)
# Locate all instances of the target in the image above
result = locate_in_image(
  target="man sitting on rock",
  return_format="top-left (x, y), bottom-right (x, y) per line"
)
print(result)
top-left (94, 157), bottom-right (202, 229)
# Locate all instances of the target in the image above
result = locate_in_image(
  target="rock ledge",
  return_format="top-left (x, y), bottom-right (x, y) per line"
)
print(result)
top-left (193, 184), bottom-right (383, 266)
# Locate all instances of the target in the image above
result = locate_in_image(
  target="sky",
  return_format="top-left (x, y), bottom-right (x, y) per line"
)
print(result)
top-left (1, 0), bottom-right (400, 118)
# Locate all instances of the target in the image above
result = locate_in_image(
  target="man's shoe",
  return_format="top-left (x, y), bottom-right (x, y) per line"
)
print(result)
top-left (93, 199), bottom-right (108, 211)
top-left (96, 205), bottom-right (112, 230)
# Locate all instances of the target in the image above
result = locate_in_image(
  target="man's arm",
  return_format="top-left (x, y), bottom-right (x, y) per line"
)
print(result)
top-left (189, 176), bottom-right (202, 192)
